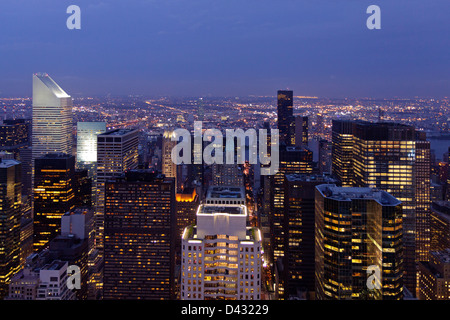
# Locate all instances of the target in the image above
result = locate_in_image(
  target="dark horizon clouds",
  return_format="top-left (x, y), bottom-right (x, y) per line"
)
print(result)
top-left (0, 0), bottom-right (448, 98)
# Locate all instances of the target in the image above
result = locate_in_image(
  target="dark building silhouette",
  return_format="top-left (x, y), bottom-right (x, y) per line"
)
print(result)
top-left (277, 90), bottom-right (294, 146)
top-left (279, 174), bottom-right (335, 300)
top-left (269, 145), bottom-right (313, 270)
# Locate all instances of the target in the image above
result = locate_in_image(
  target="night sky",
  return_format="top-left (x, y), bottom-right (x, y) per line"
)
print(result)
top-left (0, 0), bottom-right (449, 98)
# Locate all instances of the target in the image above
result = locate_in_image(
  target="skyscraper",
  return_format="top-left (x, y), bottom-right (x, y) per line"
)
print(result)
top-left (331, 120), bottom-right (354, 186)
top-left (315, 185), bottom-right (403, 300)
top-left (33, 153), bottom-right (75, 251)
top-left (277, 90), bottom-right (294, 146)
top-left (0, 159), bottom-right (22, 299)
top-left (318, 139), bottom-right (331, 175)
top-left (176, 188), bottom-right (200, 262)
top-left (180, 195), bottom-right (262, 300)
top-left (415, 134), bottom-right (431, 262)
top-left (76, 122), bottom-right (106, 205)
top-left (294, 116), bottom-right (308, 147)
top-left (95, 129), bottom-right (139, 256)
top-left (0, 119), bottom-right (30, 159)
top-left (76, 122), bottom-right (107, 165)
top-left (430, 201), bottom-right (450, 252)
top-left (103, 170), bottom-right (176, 299)
top-left (32, 73), bottom-right (72, 161)
top-left (162, 130), bottom-right (177, 181)
top-left (270, 145), bottom-right (313, 265)
top-left (331, 120), bottom-right (424, 294)
top-left (278, 174), bottom-right (336, 300)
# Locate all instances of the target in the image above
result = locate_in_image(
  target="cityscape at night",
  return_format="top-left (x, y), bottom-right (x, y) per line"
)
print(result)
top-left (0, 0), bottom-right (449, 315)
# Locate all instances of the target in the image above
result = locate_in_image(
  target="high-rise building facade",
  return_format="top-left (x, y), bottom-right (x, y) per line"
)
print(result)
top-left (176, 188), bottom-right (200, 262)
top-left (33, 153), bottom-right (75, 251)
top-left (318, 139), bottom-right (332, 175)
top-left (430, 201), bottom-right (450, 252)
top-left (278, 174), bottom-right (335, 300)
top-left (0, 159), bottom-right (22, 299)
top-left (315, 185), bottom-right (403, 300)
top-left (76, 122), bottom-right (107, 165)
top-left (76, 122), bottom-right (106, 205)
top-left (162, 130), bottom-right (177, 180)
top-left (19, 146), bottom-right (33, 197)
top-left (0, 119), bottom-right (30, 159)
top-left (415, 136), bottom-right (431, 262)
top-left (95, 129), bottom-right (139, 256)
top-left (277, 90), bottom-right (294, 146)
top-left (331, 120), bottom-right (424, 294)
top-left (181, 201), bottom-right (262, 300)
top-left (270, 145), bottom-right (313, 265)
top-left (418, 249), bottom-right (450, 300)
top-left (331, 120), bottom-right (354, 186)
top-left (103, 170), bottom-right (176, 299)
top-left (294, 116), bottom-right (308, 147)
top-left (32, 73), bottom-right (72, 161)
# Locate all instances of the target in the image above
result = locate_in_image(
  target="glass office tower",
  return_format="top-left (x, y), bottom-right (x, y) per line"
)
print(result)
top-left (315, 184), bottom-right (403, 300)
top-left (32, 73), bottom-right (73, 162)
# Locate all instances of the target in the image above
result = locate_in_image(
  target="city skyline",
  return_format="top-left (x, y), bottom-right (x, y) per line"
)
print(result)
top-left (0, 0), bottom-right (449, 98)
top-left (0, 0), bottom-right (449, 306)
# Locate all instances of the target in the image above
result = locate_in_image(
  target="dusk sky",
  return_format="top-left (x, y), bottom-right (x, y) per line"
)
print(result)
top-left (0, 0), bottom-right (449, 98)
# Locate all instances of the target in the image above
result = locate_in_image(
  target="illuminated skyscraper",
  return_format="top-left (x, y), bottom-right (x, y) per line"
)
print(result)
top-left (315, 185), bottom-right (403, 300)
top-left (447, 147), bottom-right (450, 201)
top-left (331, 120), bottom-right (424, 294)
top-left (103, 170), bottom-right (176, 299)
top-left (415, 135), bottom-right (431, 262)
top-left (331, 120), bottom-right (354, 186)
top-left (33, 153), bottom-right (75, 251)
top-left (32, 73), bottom-right (72, 161)
top-left (277, 90), bottom-right (294, 146)
top-left (181, 198), bottom-right (262, 300)
top-left (277, 174), bottom-right (336, 300)
top-left (162, 130), bottom-right (177, 181)
top-left (270, 145), bottom-right (313, 265)
top-left (95, 129), bottom-right (139, 256)
top-left (211, 163), bottom-right (244, 187)
top-left (0, 159), bottom-right (22, 299)
top-left (176, 188), bottom-right (200, 262)
top-left (76, 122), bottom-right (106, 165)
top-left (76, 122), bottom-right (106, 208)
